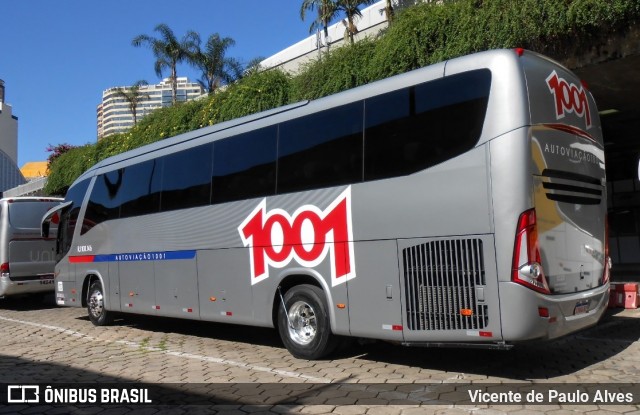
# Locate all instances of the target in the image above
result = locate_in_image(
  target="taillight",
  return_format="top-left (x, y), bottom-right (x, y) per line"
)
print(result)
top-left (512, 209), bottom-right (550, 294)
top-left (0, 262), bottom-right (9, 278)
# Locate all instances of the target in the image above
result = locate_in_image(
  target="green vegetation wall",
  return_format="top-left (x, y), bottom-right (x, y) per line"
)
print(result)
top-left (44, 70), bottom-right (291, 195)
top-left (45, 0), bottom-right (640, 195)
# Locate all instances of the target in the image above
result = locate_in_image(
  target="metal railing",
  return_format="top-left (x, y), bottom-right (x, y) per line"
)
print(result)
top-left (3, 177), bottom-right (48, 197)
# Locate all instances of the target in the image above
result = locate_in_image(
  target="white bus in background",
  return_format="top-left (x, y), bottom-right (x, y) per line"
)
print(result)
top-left (43, 49), bottom-right (610, 359)
top-left (0, 197), bottom-right (62, 297)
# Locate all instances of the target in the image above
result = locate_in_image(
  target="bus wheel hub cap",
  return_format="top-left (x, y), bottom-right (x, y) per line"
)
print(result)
top-left (89, 291), bottom-right (104, 317)
top-left (288, 301), bottom-right (317, 346)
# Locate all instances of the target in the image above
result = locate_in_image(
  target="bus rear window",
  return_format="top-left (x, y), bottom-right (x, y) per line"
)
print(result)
top-left (8, 201), bottom-right (61, 230)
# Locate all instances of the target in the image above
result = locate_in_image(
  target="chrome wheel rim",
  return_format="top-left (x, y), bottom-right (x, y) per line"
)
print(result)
top-left (89, 289), bottom-right (104, 319)
top-left (287, 300), bottom-right (317, 346)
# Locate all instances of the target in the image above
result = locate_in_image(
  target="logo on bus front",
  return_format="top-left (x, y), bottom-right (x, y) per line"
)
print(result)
top-left (238, 187), bottom-right (356, 287)
top-left (546, 70), bottom-right (592, 129)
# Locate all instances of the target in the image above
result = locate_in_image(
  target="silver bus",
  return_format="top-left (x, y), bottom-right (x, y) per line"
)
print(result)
top-left (43, 49), bottom-right (609, 359)
top-left (0, 197), bottom-right (62, 297)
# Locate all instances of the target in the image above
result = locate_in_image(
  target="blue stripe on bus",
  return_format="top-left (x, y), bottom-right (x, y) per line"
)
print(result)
top-left (70, 250), bottom-right (196, 263)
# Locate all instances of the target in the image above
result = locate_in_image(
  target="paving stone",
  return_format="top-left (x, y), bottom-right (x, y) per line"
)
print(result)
top-left (0, 300), bottom-right (639, 414)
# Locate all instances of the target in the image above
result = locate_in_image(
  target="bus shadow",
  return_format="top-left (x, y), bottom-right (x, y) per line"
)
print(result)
top-left (77, 313), bottom-right (284, 349)
top-left (0, 292), bottom-right (58, 311)
top-left (72, 307), bottom-right (639, 381)
top-left (350, 310), bottom-right (640, 381)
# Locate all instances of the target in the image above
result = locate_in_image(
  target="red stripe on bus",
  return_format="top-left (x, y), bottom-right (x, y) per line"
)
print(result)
top-left (542, 123), bottom-right (596, 143)
top-left (69, 255), bottom-right (96, 263)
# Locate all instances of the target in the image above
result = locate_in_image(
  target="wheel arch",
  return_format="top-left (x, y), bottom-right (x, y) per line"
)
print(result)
top-left (81, 271), bottom-right (106, 308)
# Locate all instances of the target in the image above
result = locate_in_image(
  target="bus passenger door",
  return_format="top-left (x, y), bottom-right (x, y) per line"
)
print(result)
top-left (119, 261), bottom-right (156, 315)
top-left (347, 240), bottom-right (404, 341)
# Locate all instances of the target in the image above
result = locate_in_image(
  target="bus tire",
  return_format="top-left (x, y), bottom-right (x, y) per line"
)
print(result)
top-left (87, 281), bottom-right (112, 326)
top-left (277, 284), bottom-right (338, 360)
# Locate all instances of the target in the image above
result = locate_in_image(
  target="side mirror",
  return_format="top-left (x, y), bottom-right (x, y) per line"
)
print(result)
top-left (42, 201), bottom-right (71, 238)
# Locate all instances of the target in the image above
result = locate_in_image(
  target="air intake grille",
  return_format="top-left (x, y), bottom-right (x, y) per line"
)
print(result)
top-left (541, 169), bottom-right (602, 205)
top-left (403, 239), bottom-right (488, 331)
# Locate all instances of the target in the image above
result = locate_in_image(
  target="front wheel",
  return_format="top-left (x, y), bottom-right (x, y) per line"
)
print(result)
top-left (87, 281), bottom-right (112, 326)
top-left (277, 284), bottom-right (338, 360)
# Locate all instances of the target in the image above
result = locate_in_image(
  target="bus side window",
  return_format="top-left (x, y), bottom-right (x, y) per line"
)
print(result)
top-left (160, 143), bottom-right (213, 212)
top-left (212, 126), bottom-right (277, 204)
top-left (364, 69), bottom-right (491, 181)
top-left (364, 88), bottom-right (412, 180)
top-left (277, 102), bottom-right (363, 194)
top-left (120, 159), bottom-right (162, 219)
top-left (83, 170), bottom-right (124, 234)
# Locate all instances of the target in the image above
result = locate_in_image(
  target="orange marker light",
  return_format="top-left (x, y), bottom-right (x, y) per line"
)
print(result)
top-left (210, 297), bottom-right (217, 302)
top-left (336, 303), bottom-right (346, 309)
top-left (460, 308), bottom-right (473, 317)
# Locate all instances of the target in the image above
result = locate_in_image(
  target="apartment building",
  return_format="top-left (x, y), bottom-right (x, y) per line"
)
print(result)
top-left (97, 77), bottom-right (205, 139)
top-left (0, 80), bottom-right (26, 193)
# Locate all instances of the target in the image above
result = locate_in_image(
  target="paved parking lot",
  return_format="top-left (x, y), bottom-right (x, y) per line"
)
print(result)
top-left (0, 294), bottom-right (638, 414)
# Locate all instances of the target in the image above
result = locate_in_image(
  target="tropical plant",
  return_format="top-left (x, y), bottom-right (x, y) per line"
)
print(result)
top-left (301, 0), bottom-right (339, 39)
top-left (110, 80), bottom-right (149, 126)
top-left (243, 56), bottom-right (266, 76)
top-left (132, 24), bottom-right (199, 105)
top-left (46, 143), bottom-right (76, 168)
top-left (190, 33), bottom-right (243, 94)
top-left (384, 0), bottom-right (394, 23)
top-left (336, 0), bottom-right (376, 44)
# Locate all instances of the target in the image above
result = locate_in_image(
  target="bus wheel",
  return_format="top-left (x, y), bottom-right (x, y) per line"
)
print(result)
top-left (87, 281), bottom-right (112, 326)
top-left (277, 284), bottom-right (338, 360)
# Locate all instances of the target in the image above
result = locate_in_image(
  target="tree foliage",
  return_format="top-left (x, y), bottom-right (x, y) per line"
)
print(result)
top-left (46, 143), bottom-right (76, 167)
top-left (110, 80), bottom-right (149, 125)
top-left (44, 145), bottom-right (96, 195)
top-left (132, 24), bottom-right (200, 105)
top-left (45, 0), bottom-right (640, 195)
top-left (191, 33), bottom-right (243, 93)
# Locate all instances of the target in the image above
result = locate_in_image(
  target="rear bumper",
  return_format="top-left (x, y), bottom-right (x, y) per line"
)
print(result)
top-left (499, 281), bottom-right (609, 341)
top-left (0, 275), bottom-right (55, 297)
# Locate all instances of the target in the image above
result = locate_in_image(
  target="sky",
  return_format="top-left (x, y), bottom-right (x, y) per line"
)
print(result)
top-left (0, 1), bottom-right (319, 167)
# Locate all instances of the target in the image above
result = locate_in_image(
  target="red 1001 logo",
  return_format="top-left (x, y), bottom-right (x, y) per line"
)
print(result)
top-left (546, 70), bottom-right (592, 129)
top-left (238, 187), bottom-right (356, 286)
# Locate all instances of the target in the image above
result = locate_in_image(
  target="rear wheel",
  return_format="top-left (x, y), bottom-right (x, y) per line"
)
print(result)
top-left (277, 284), bottom-right (338, 360)
top-left (87, 281), bottom-right (112, 326)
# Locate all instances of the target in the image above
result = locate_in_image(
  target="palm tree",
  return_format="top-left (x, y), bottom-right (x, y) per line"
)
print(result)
top-left (243, 56), bottom-right (266, 76)
top-left (132, 24), bottom-right (199, 105)
top-left (384, 0), bottom-right (394, 23)
top-left (111, 80), bottom-right (149, 126)
top-left (300, 0), bottom-right (338, 40)
top-left (190, 33), bottom-right (243, 94)
top-left (336, 0), bottom-right (376, 44)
